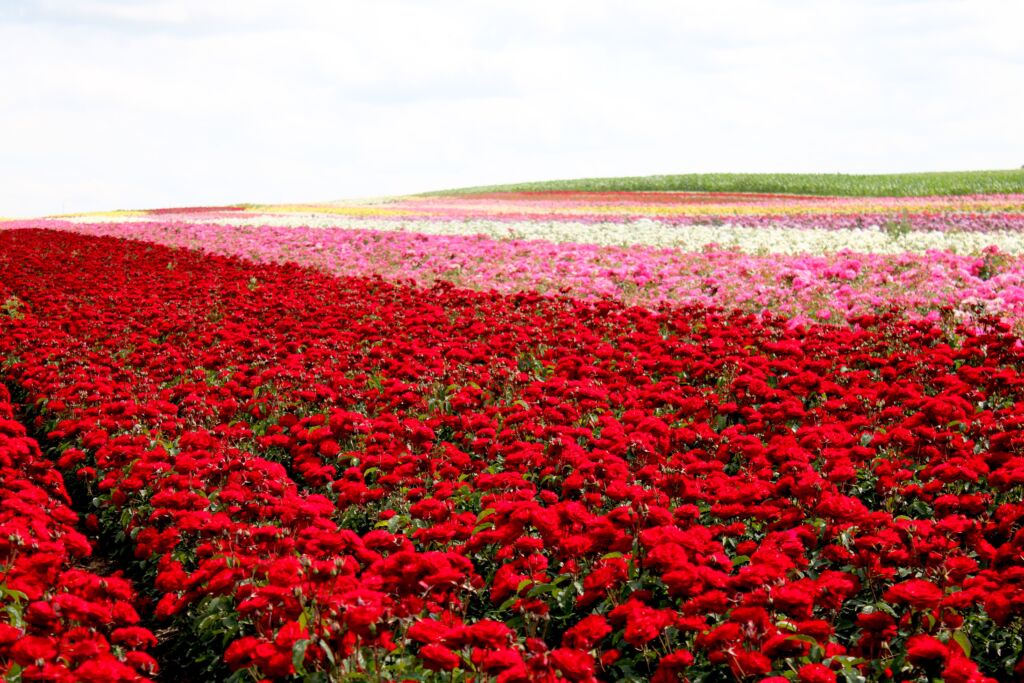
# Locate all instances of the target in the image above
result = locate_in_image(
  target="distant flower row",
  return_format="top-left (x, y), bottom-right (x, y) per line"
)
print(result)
top-left (59, 191), bottom-right (1024, 235)
top-left (5, 191), bottom-right (1024, 331)
top-left (8, 219), bottom-right (1023, 330)
top-left (67, 215), bottom-right (1024, 254)
top-left (265, 191), bottom-right (1024, 220)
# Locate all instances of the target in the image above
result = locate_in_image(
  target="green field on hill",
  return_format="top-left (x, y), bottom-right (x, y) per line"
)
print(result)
top-left (428, 169), bottom-right (1024, 197)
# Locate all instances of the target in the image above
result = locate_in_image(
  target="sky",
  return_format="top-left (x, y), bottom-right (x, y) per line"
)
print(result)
top-left (1, 0), bottom-right (1022, 217)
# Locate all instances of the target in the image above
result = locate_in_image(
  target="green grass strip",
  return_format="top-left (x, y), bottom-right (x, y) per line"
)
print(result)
top-left (424, 169), bottom-right (1024, 197)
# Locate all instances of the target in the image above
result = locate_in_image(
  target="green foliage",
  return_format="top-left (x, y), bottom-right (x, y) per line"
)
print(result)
top-left (424, 169), bottom-right (1024, 197)
top-left (883, 210), bottom-right (913, 241)
top-left (1, 296), bottom-right (24, 320)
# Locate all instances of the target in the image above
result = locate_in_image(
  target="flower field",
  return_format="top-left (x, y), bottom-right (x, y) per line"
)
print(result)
top-left (1, 186), bottom-right (1024, 682)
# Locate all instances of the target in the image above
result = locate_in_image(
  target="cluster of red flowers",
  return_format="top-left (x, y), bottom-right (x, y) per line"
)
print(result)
top-left (0, 229), bottom-right (1023, 681)
top-left (0, 383), bottom-right (156, 681)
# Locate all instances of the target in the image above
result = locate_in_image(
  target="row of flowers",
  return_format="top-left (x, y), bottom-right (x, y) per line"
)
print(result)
top-left (11, 219), bottom-right (1024, 331)
top-left (52, 215), bottom-right (1024, 253)
top-left (51, 191), bottom-right (1024, 235)
top-left (248, 191), bottom-right (1024, 225)
top-left (0, 229), bottom-right (1022, 680)
top-left (65, 211), bottom-right (1024, 235)
top-left (396, 191), bottom-right (1024, 213)
top-left (0, 382), bottom-right (156, 681)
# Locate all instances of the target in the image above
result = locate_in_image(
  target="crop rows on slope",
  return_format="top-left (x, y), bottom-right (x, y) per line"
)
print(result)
top-left (423, 170), bottom-right (1024, 197)
top-left (0, 229), bottom-right (1023, 682)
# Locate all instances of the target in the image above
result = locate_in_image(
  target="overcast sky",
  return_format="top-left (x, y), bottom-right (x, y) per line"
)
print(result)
top-left (1, 0), bottom-right (1022, 217)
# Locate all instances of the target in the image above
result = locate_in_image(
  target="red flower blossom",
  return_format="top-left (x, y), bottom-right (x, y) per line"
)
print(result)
top-left (419, 644), bottom-right (461, 671)
top-left (884, 579), bottom-right (944, 611)
top-left (905, 634), bottom-right (948, 671)
top-left (798, 662), bottom-right (837, 683)
top-left (563, 615), bottom-right (612, 650)
top-left (550, 648), bottom-right (596, 681)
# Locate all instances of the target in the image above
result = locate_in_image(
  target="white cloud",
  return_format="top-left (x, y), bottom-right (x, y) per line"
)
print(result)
top-left (1, 0), bottom-right (1022, 216)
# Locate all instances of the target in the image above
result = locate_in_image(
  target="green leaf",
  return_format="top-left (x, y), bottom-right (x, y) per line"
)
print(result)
top-left (4, 604), bottom-right (25, 629)
top-left (292, 639), bottom-right (310, 672)
top-left (873, 602), bottom-right (898, 617)
top-left (318, 640), bottom-right (336, 666)
top-left (830, 655), bottom-right (867, 669)
top-left (837, 670), bottom-right (867, 683)
top-left (785, 634), bottom-right (820, 646)
top-left (952, 630), bottom-right (971, 657)
top-left (0, 586), bottom-right (27, 603)
top-left (527, 581), bottom-right (564, 598)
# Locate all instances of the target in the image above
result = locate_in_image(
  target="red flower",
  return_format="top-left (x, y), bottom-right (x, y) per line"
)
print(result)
top-left (905, 634), bottom-right (948, 667)
top-left (419, 644), bottom-right (461, 671)
top-left (472, 646), bottom-right (525, 674)
top-left (0, 624), bottom-right (22, 646)
top-left (798, 662), bottom-right (836, 683)
top-left (224, 636), bottom-right (260, 670)
top-left (73, 655), bottom-right (147, 683)
top-left (729, 650), bottom-right (771, 678)
top-left (273, 621), bottom-right (308, 649)
top-left (550, 648), bottom-right (596, 681)
top-left (652, 649), bottom-right (695, 683)
top-left (337, 589), bottom-right (387, 634)
top-left (610, 600), bottom-right (674, 647)
top-left (463, 620), bottom-right (514, 648)
top-left (942, 656), bottom-right (985, 683)
top-left (408, 619), bottom-right (455, 644)
top-left (883, 579), bottom-right (944, 610)
top-left (562, 615), bottom-right (612, 650)
top-left (25, 601), bottom-right (58, 628)
top-left (9, 635), bottom-right (57, 664)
